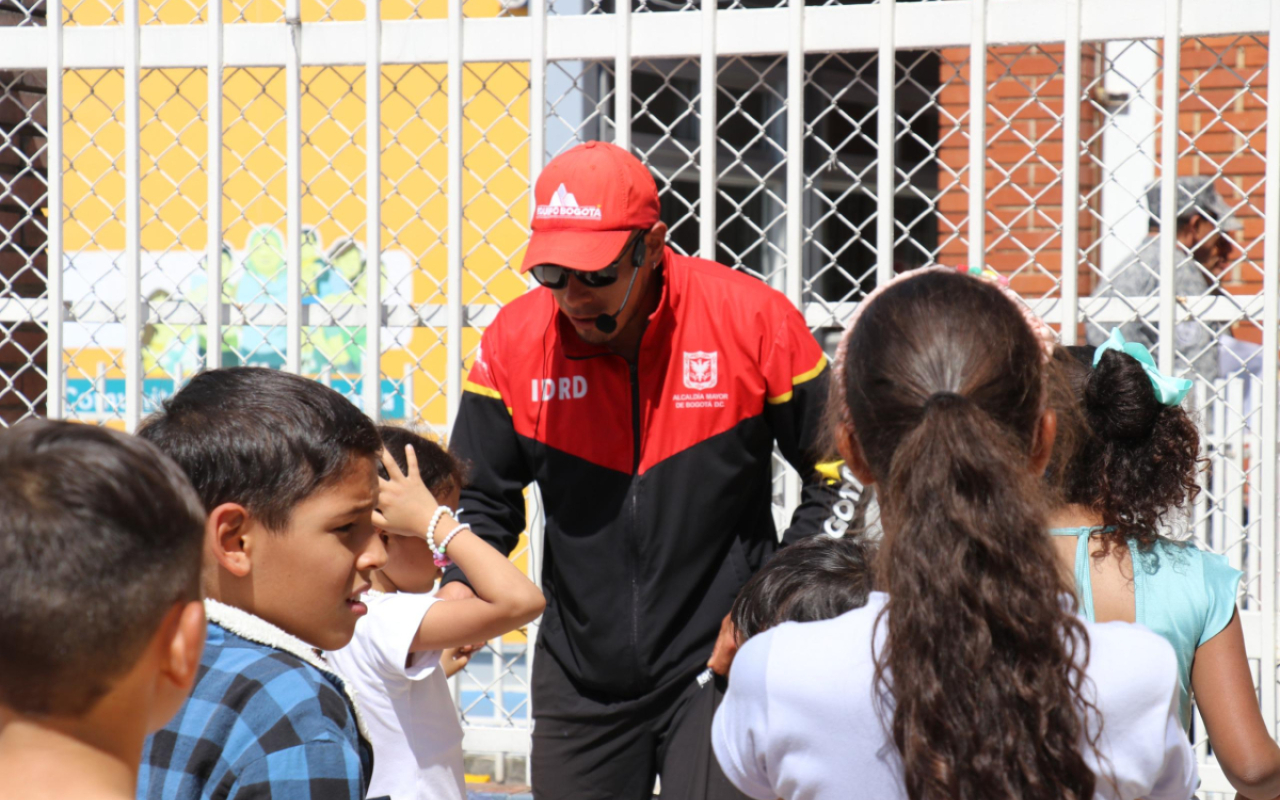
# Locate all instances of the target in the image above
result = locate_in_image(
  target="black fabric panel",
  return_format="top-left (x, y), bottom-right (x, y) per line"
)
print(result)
top-left (525, 415), bottom-right (782, 699)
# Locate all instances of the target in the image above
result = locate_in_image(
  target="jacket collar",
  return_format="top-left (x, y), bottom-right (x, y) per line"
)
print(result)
top-left (556, 246), bottom-right (677, 360)
top-left (204, 599), bottom-right (370, 739)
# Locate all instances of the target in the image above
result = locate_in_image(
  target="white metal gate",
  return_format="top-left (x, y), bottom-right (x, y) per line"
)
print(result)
top-left (1, 0), bottom-right (1277, 792)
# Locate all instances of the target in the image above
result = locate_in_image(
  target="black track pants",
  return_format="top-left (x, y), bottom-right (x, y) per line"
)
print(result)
top-left (529, 646), bottom-right (750, 800)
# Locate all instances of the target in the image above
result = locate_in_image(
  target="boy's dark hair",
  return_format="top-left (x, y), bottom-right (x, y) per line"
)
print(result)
top-left (377, 426), bottom-right (466, 497)
top-left (0, 420), bottom-right (206, 716)
top-left (731, 535), bottom-right (874, 641)
top-left (137, 367), bottom-right (381, 531)
top-left (1050, 344), bottom-right (1203, 556)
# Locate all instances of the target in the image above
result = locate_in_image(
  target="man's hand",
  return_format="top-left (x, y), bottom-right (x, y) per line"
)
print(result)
top-left (706, 613), bottom-right (740, 676)
top-left (440, 647), bottom-right (472, 678)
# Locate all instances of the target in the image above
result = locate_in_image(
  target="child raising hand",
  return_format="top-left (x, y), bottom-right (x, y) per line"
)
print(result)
top-left (328, 427), bottom-right (545, 800)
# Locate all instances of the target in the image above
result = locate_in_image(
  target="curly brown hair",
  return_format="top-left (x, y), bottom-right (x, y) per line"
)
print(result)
top-left (841, 271), bottom-right (1101, 800)
top-left (1049, 346), bottom-right (1203, 556)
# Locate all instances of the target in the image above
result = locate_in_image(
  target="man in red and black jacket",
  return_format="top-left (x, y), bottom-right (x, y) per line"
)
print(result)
top-left (440, 141), bottom-right (834, 800)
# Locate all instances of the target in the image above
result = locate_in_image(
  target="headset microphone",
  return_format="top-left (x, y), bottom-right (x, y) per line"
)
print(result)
top-left (594, 236), bottom-right (647, 334)
top-left (594, 265), bottom-right (639, 334)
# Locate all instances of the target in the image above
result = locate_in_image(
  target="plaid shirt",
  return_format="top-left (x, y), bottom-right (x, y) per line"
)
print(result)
top-left (138, 600), bottom-right (376, 800)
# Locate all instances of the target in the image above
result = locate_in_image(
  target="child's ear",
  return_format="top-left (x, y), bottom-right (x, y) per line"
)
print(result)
top-left (836, 423), bottom-right (876, 486)
top-left (207, 503), bottom-right (252, 577)
top-left (165, 601), bottom-right (206, 689)
top-left (147, 600), bottom-right (206, 733)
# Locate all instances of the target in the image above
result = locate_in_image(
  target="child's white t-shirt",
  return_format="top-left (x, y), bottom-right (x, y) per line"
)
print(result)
top-left (713, 591), bottom-right (1197, 800)
top-left (328, 590), bottom-right (466, 800)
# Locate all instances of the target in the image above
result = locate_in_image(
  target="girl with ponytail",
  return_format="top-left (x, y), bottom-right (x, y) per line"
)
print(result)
top-left (712, 267), bottom-right (1195, 800)
top-left (1046, 333), bottom-right (1280, 799)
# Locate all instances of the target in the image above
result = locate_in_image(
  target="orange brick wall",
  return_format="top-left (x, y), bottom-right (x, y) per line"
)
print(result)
top-left (937, 37), bottom-right (1267, 319)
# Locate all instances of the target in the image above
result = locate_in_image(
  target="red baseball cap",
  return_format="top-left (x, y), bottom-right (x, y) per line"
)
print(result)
top-left (520, 141), bottom-right (661, 273)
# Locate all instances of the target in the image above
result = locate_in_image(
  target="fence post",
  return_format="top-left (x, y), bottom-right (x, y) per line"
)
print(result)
top-left (967, 0), bottom-right (986, 270)
top-left (45, 0), bottom-right (62, 419)
top-left (446, 0), bottom-right (463, 427)
top-left (364, 0), bottom-right (382, 421)
top-left (1157, 0), bottom-right (1180, 376)
top-left (1257, 0), bottom-right (1280, 734)
top-left (1058, 0), bottom-right (1081, 345)
top-left (875, 0), bottom-right (895, 287)
top-left (207, 0), bottom-right (223, 372)
top-left (124, 0), bottom-right (141, 431)
top-left (286, 0), bottom-right (303, 375)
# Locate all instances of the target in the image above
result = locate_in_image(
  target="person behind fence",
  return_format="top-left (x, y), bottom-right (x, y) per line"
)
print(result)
top-left (712, 266), bottom-right (1197, 800)
top-left (437, 140), bottom-right (836, 800)
top-left (0, 421), bottom-right (207, 800)
top-left (326, 427), bottom-right (545, 800)
top-left (729, 534), bottom-right (874, 646)
top-left (1086, 176), bottom-right (1251, 380)
top-left (1045, 334), bottom-right (1280, 799)
top-left (135, 367), bottom-right (388, 800)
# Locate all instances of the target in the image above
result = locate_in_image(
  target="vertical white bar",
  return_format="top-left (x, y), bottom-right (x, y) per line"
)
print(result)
top-left (364, 0), bottom-right (382, 420)
top-left (446, 0), bottom-right (463, 425)
top-left (285, 0), bottom-right (303, 374)
top-left (527, 0), bottom-right (547, 291)
top-left (967, 0), bottom-right (986, 269)
top-left (124, 0), bottom-right (141, 430)
top-left (784, 0), bottom-right (803, 307)
top-left (613, 0), bottom-right (630, 151)
top-left (529, 0), bottom-right (546, 198)
top-left (1157, 0), bottom-right (1180, 375)
top-left (875, 0), bottom-right (895, 286)
top-left (1059, 0), bottom-right (1081, 345)
top-left (782, 0), bottom-right (804, 515)
top-left (698, 0), bottom-right (716, 261)
top-left (46, 0), bottom-right (63, 419)
top-left (1257, 0), bottom-right (1280, 734)
top-left (207, 0), bottom-right (223, 371)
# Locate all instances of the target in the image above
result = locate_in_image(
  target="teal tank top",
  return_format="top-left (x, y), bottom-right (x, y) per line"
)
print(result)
top-left (1050, 527), bottom-right (1242, 730)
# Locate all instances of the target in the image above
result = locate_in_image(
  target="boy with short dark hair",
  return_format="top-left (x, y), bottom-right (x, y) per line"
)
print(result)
top-left (0, 420), bottom-right (207, 800)
top-left (729, 535), bottom-right (875, 644)
top-left (136, 367), bottom-right (388, 800)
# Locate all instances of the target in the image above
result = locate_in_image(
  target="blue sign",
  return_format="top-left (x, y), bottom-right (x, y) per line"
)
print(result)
top-left (66, 376), bottom-right (409, 420)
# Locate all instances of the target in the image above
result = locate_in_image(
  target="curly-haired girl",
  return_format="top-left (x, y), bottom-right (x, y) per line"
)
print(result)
top-left (712, 268), bottom-right (1195, 800)
top-left (1047, 330), bottom-right (1280, 799)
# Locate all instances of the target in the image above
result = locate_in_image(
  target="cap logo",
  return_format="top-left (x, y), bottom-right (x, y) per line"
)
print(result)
top-left (537, 183), bottom-right (603, 221)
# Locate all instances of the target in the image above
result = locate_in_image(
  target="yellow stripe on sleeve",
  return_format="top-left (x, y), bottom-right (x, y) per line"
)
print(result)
top-left (766, 354), bottom-right (829, 405)
top-left (463, 379), bottom-right (503, 401)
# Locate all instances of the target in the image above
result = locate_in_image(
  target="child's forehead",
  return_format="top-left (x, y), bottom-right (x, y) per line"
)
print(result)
top-left (291, 456), bottom-right (378, 517)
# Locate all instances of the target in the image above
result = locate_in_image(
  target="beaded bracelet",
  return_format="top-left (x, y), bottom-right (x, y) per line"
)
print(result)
top-left (433, 523), bottom-right (469, 568)
top-left (424, 506), bottom-right (451, 558)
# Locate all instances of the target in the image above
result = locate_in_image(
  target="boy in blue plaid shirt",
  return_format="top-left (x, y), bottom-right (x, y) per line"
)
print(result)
top-left (136, 368), bottom-right (389, 800)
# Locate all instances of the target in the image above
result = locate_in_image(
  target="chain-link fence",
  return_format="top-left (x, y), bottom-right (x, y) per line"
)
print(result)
top-left (1, 0), bottom-right (1277, 792)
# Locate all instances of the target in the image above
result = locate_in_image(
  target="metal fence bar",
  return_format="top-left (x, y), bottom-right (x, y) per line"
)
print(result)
top-left (698, 0), bottom-right (715, 261)
top-left (613, 0), bottom-right (630, 151)
top-left (364, 0), bottom-right (381, 421)
top-left (529, 0), bottom-right (546, 192)
top-left (967, 0), bottom-right (986, 269)
top-left (46, 0), bottom-right (63, 419)
top-left (1259, 0), bottom-right (1280, 732)
top-left (781, 0), bottom-right (804, 517)
top-left (286, 0), bottom-right (303, 375)
top-left (1156, 0), bottom-right (1179, 375)
top-left (124, 0), bottom-right (142, 431)
top-left (876, 0), bottom-right (895, 287)
top-left (207, 0), bottom-right (223, 372)
top-left (1058, 0), bottom-right (1081, 345)
top-left (446, 0), bottom-right (462, 425)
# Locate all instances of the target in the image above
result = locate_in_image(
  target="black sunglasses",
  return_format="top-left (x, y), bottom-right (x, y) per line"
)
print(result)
top-left (531, 231), bottom-right (643, 290)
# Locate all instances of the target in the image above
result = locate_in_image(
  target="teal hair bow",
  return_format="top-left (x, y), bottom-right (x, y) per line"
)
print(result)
top-left (1093, 328), bottom-right (1194, 407)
